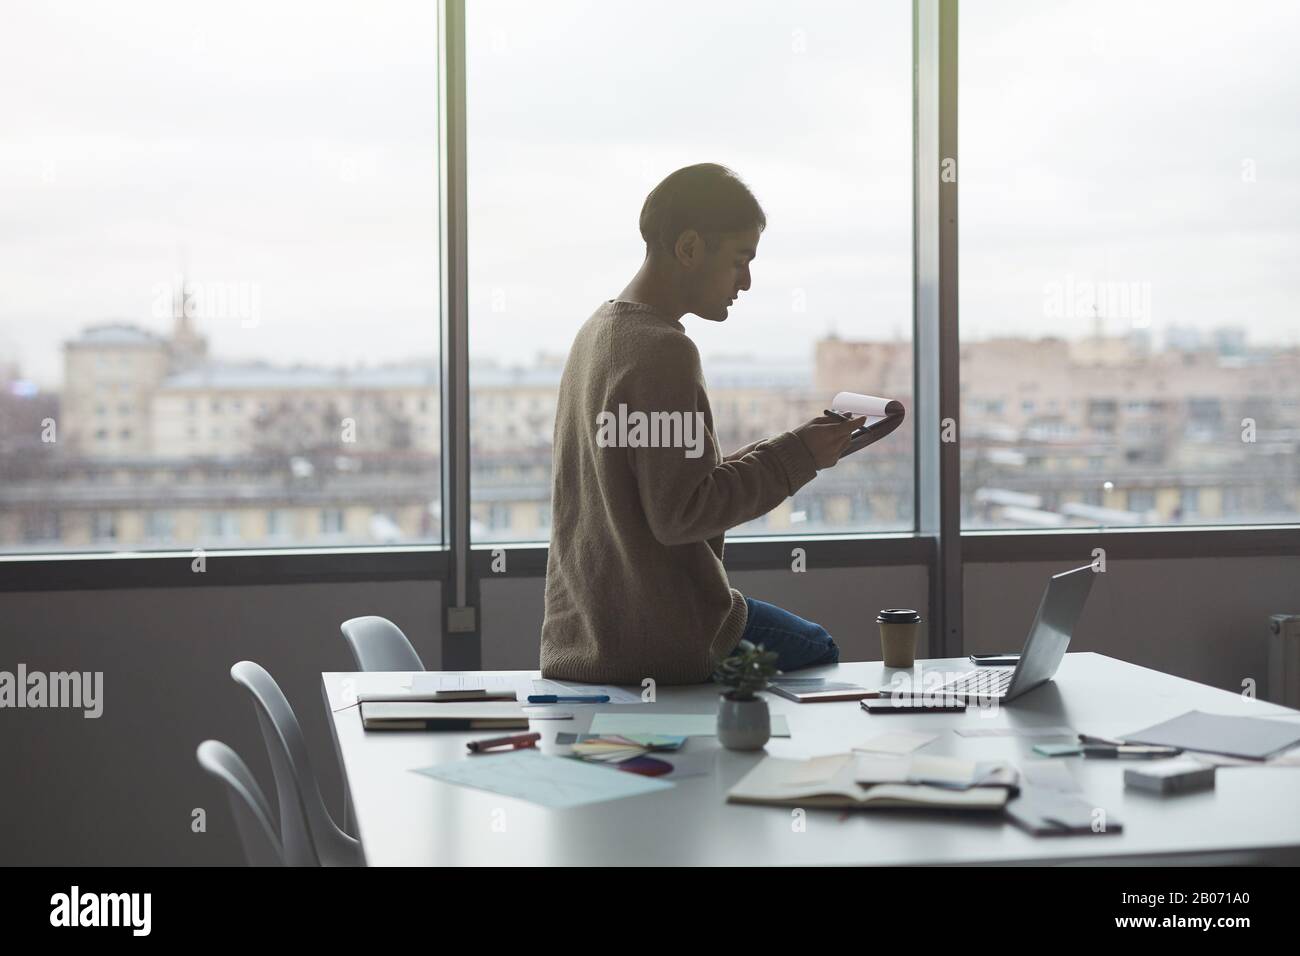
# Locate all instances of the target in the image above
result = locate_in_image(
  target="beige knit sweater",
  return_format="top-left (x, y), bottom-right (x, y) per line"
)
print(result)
top-left (540, 299), bottom-right (818, 685)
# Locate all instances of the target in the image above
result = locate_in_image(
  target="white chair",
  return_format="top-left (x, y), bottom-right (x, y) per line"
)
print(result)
top-left (340, 615), bottom-right (425, 671)
top-left (195, 740), bottom-right (284, 867)
top-left (230, 661), bottom-right (364, 866)
top-left (336, 616), bottom-right (425, 834)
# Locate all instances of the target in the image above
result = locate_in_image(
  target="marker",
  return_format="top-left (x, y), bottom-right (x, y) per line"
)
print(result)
top-left (1082, 744), bottom-right (1183, 759)
top-left (467, 732), bottom-right (541, 753)
top-left (1078, 733), bottom-right (1125, 746)
top-left (527, 694), bottom-right (610, 704)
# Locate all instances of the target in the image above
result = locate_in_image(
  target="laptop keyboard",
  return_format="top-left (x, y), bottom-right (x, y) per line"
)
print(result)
top-left (938, 667), bottom-right (1015, 698)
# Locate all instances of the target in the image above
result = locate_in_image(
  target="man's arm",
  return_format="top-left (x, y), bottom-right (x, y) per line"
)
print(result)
top-left (623, 336), bottom-right (818, 546)
top-left (723, 438), bottom-right (765, 462)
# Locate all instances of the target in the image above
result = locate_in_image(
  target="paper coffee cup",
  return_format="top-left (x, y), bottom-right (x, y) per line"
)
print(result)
top-left (877, 609), bottom-right (922, 668)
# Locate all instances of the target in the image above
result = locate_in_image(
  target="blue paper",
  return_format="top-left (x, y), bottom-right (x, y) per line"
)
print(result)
top-left (413, 748), bottom-right (673, 808)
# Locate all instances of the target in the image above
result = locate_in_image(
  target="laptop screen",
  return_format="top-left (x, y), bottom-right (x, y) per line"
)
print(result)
top-left (1009, 565), bottom-right (1096, 695)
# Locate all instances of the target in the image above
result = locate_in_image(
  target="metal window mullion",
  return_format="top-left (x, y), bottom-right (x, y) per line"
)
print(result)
top-left (914, 0), bottom-right (961, 660)
top-left (438, 0), bottom-right (479, 668)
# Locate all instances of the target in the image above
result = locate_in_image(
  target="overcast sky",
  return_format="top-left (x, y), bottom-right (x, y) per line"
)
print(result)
top-left (1, 0), bottom-right (1297, 388)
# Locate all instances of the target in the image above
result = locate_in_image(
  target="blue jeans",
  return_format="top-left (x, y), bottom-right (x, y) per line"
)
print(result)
top-left (730, 597), bottom-right (840, 673)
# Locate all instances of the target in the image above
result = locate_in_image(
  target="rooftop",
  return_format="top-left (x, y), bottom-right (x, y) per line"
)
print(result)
top-left (160, 362), bottom-right (440, 391)
top-left (66, 323), bottom-right (169, 349)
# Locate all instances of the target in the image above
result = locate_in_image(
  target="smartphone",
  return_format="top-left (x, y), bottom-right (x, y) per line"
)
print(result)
top-left (860, 698), bottom-right (968, 714)
top-left (969, 653), bottom-right (1020, 666)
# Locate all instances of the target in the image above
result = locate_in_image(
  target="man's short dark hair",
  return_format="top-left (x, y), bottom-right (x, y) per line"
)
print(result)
top-left (639, 163), bottom-right (766, 255)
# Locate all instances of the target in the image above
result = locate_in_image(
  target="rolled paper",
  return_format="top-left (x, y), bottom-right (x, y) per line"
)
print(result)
top-left (829, 392), bottom-right (906, 460)
top-left (830, 391), bottom-right (905, 426)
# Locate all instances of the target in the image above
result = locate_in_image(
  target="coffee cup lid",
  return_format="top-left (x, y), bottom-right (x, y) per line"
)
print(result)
top-left (877, 608), bottom-right (921, 623)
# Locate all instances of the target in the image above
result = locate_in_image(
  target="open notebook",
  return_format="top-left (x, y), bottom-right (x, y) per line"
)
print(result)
top-left (827, 392), bottom-right (906, 459)
top-left (727, 755), bottom-right (1011, 811)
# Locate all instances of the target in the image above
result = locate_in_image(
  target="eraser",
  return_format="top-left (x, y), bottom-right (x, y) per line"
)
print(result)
top-left (1124, 759), bottom-right (1216, 794)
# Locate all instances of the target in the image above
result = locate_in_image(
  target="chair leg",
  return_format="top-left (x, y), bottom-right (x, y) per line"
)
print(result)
top-left (342, 788), bottom-right (355, 837)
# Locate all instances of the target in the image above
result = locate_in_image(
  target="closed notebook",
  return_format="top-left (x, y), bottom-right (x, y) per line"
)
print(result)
top-left (766, 679), bottom-right (875, 703)
top-left (1005, 784), bottom-right (1123, 836)
top-left (358, 690), bottom-right (518, 704)
top-left (360, 701), bottom-right (530, 731)
top-left (727, 756), bottom-right (1009, 811)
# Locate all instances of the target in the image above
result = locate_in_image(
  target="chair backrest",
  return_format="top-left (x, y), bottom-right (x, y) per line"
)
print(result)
top-left (340, 615), bottom-right (425, 672)
top-left (229, 661), bottom-right (363, 866)
top-left (196, 740), bottom-right (284, 867)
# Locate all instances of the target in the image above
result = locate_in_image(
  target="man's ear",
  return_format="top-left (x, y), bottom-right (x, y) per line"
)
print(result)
top-left (673, 229), bottom-right (702, 268)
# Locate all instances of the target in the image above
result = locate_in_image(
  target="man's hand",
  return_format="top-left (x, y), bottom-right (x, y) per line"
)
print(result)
top-left (792, 414), bottom-right (867, 469)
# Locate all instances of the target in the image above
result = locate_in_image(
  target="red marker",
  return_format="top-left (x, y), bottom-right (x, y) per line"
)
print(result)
top-left (466, 732), bottom-right (541, 753)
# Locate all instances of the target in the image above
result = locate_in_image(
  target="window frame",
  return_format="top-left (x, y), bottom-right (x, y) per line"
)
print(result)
top-left (2, 0), bottom-right (1297, 671)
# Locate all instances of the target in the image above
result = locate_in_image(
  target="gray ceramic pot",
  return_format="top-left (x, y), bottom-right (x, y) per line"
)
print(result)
top-left (717, 693), bottom-right (771, 750)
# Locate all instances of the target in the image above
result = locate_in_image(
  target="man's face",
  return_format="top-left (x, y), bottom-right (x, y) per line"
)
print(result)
top-left (684, 226), bottom-right (760, 322)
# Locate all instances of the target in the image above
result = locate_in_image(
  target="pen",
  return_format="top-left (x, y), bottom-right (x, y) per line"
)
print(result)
top-left (1082, 744), bottom-right (1183, 758)
top-left (1078, 733), bottom-right (1125, 746)
top-left (527, 694), bottom-right (610, 703)
top-left (466, 732), bottom-right (541, 753)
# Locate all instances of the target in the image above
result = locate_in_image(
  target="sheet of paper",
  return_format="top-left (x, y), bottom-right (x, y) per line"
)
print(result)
top-left (784, 754), bottom-right (854, 785)
top-left (854, 731), bottom-right (937, 755)
top-left (1020, 760), bottom-right (1082, 793)
top-left (520, 707), bottom-right (573, 720)
top-left (1123, 710), bottom-right (1300, 760)
top-left (908, 754), bottom-right (979, 787)
top-left (1189, 746), bottom-right (1300, 768)
top-left (413, 749), bottom-right (672, 809)
top-left (531, 679), bottom-right (644, 704)
top-left (659, 752), bottom-right (717, 778)
top-left (410, 672), bottom-right (536, 700)
top-left (1267, 748), bottom-right (1300, 766)
top-left (954, 725), bottom-right (1075, 738)
top-left (588, 712), bottom-right (791, 737)
top-left (854, 754), bottom-right (911, 784)
top-left (830, 391), bottom-right (895, 424)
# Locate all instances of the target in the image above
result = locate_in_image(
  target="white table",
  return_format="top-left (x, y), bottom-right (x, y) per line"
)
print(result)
top-left (321, 653), bottom-right (1300, 866)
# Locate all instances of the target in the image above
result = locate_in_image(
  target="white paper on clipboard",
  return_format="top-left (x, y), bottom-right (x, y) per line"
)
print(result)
top-left (828, 392), bottom-right (906, 458)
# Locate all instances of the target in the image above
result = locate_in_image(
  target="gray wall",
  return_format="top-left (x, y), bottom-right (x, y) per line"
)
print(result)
top-left (0, 581), bottom-right (440, 865)
top-left (964, 557), bottom-right (1300, 694)
top-left (479, 563), bottom-right (931, 668)
top-left (1, 553), bottom-right (1295, 864)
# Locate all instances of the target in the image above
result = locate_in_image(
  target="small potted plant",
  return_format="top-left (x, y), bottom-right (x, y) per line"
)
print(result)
top-left (713, 640), bottom-right (781, 750)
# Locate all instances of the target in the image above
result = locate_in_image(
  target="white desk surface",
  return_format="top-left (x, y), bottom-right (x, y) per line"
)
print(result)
top-left (321, 653), bottom-right (1300, 866)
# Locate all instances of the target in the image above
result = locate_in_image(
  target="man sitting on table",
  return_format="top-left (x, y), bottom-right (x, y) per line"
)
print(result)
top-left (540, 163), bottom-right (864, 686)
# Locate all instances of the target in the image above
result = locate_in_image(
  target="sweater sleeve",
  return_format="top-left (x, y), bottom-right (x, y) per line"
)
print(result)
top-left (621, 334), bottom-right (818, 546)
top-left (723, 438), bottom-right (765, 462)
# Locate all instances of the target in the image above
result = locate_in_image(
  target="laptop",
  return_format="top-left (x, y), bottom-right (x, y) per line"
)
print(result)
top-left (931, 564), bottom-right (1096, 702)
